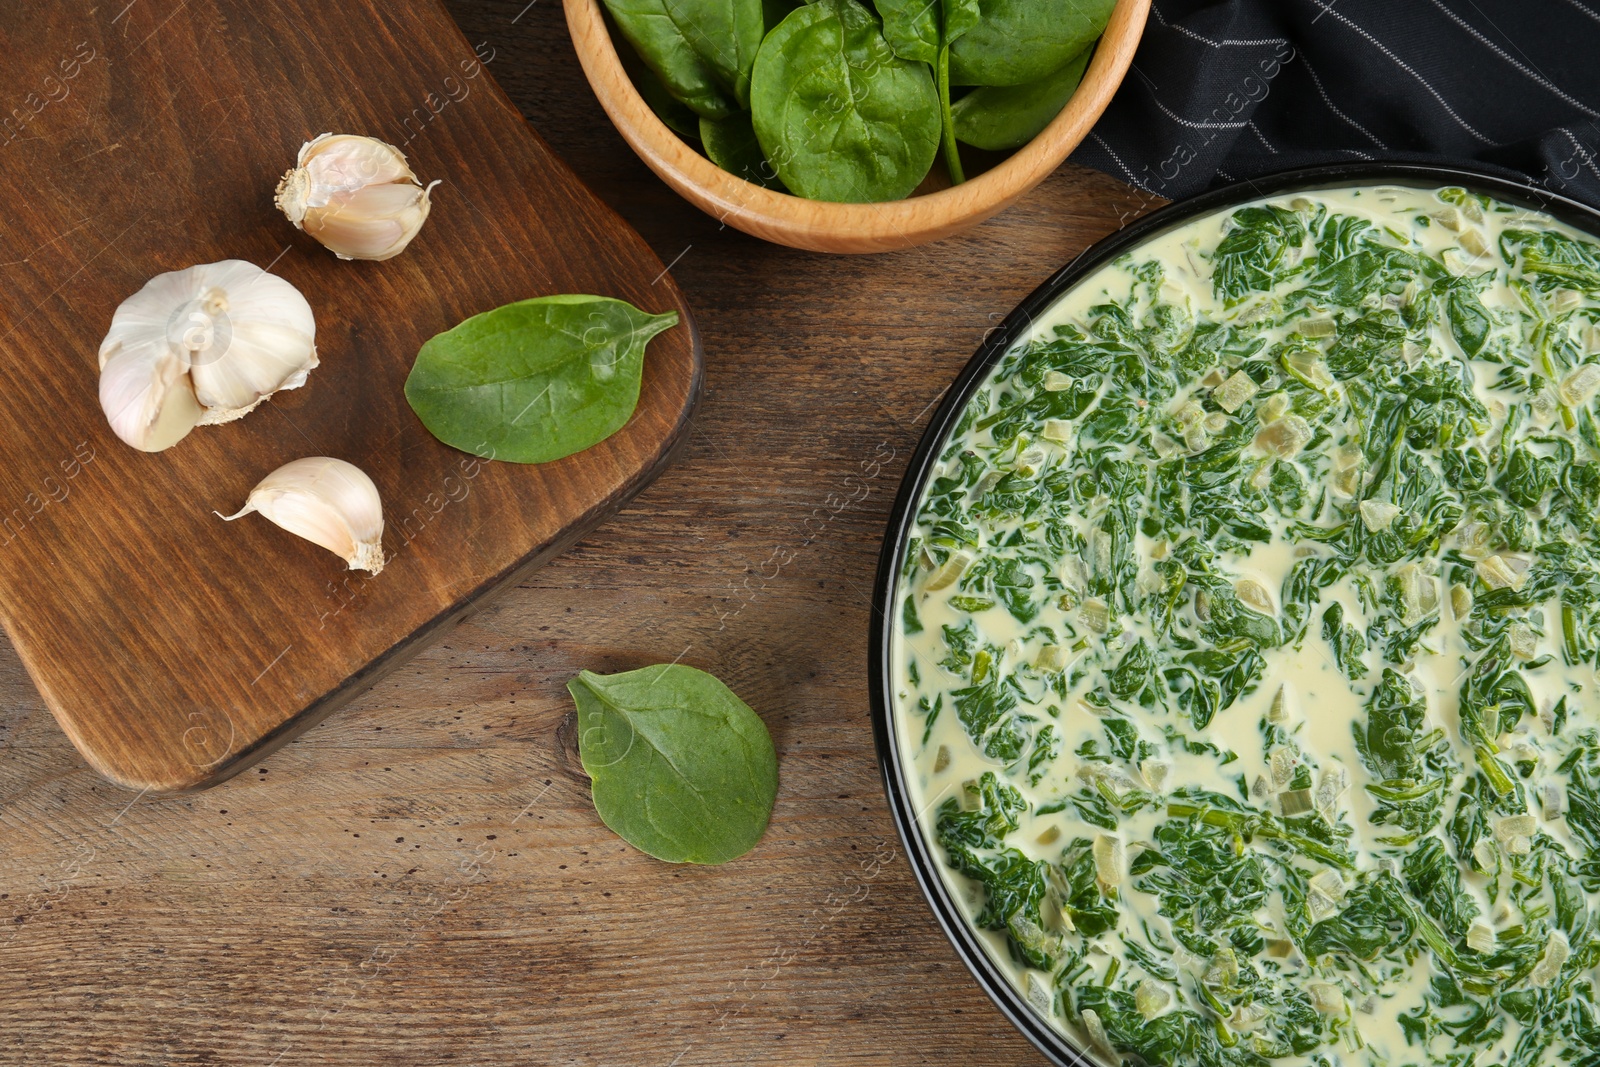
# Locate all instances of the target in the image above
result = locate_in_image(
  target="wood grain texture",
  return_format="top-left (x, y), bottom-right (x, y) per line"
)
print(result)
top-left (0, 0), bottom-right (701, 793)
top-left (565, 0), bottom-right (1150, 252)
top-left (0, 0), bottom-right (1163, 1063)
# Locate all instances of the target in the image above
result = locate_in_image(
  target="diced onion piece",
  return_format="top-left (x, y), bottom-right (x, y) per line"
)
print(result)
top-left (1256, 415), bottom-right (1313, 459)
top-left (1041, 370), bottom-right (1073, 392)
top-left (1559, 363), bottom-right (1600, 407)
top-left (1475, 554), bottom-right (1527, 592)
top-left (1308, 982), bottom-right (1345, 1014)
top-left (1431, 207), bottom-right (1462, 231)
top-left (1266, 938), bottom-right (1296, 959)
top-left (1042, 418), bottom-right (1073, 443)
top-left (1495, 814), bottom-right (1537, 856)
top-left (1235, 578), bottom-right (1275, 614)
top-left (1174, 399), bottom-right (1206, 427)
top-left (1358, 499), bottom-right (1400, 532)
top-left (1081, 598), bottom-right (1111, 633)
top-left (1450, 583), bottom-right (1473, 619)
top-left (1036, 644), bottom-right (1067, 671)
top-left (1315, 765), bottom-right (1349, 812)
top-left (1459, 228), bottom-right (1490, 259)
top-left (1283, 350), bottom-right (1337, 392)
top-left (1204, 412), bottom-right (1230, 433)
top-left (1214, 370), bottom-right (1260, 413)
top-left (925, 551), bottom-right (972, 591)
top-left (1508, 622), bottom-right (1539, 660)
top-left (1297, 317), bottom-right (1336, 338)
top-left (1199, 368), bottom-right (1227, 387)
top-left (1552, 289), bottom-right (1583, 314)
top-left (1139, 759), bottom-right (1170, 793)
top-left (1473, 838), bottom-right (1498, 870)
top-left (1543, 783), bottom-right (1563, 820)
top-left (1396, 563), bottom-right (1438, 625)
top-left (1270, 749), bottom-right (1297, 789)
top-left (1466, 922), bottom-right (1497, 954)
top-left (1093, 834), bottom-right (1124, 890)
top-left (1528, 932), bottom-right (1570, 988)
top-left (1024, 971), bottom-right (1053, 1016)
top-left (1081, 1009), bottom-right (1119, 1062)
top-left (1257, 392), bottom-right (1291, 424)
top-left (1310, 869), bottom-right (1347, 903)
top-left (1135, 979), bottom-right (1170, 1020)
top-left (933, 745), bottom-right (950, 773)
top-left (1036, 825), bottom-right (1061, 846)
top-left (1205, 946), bottom-right (1239, 988)
top-left (1455, 521), bottom-right (1491, 560)
top-left (1280, 788), bottom-right (1316, 817)
top-left (1268, 684), bottom-right (1291, 724)
top-left (1251, 775), bottom-right (1271, 802)
top-left (1230, 1002), bottom-right (1269, 1031)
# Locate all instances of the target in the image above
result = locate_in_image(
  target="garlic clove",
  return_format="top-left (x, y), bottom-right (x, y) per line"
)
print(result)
top-left (220, 457), bottom-right (385, 573)
top-left (98, 260), bottom-right (318, 449)
top-left (98, 343), bottom-right (203, 452)
top-left (298, 179), bottom-right (438, 262)
top-left (275, 133), bottom-right (438, 261)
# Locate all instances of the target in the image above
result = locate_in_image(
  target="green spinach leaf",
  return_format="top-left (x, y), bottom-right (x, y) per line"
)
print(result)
top-left (750, 0), bottom-right (941, 202)
top-left (405, 295), bottom-right (679, 464)
top-left (602, 0), bottom-right (739, 117)
top-left (948, 0), bottom-right (1114, 86)
top-left (569, 665), bottom-right (778, 864)
top-left (951, 44), bottom-right (1091, 150)
top-left (700, 111), bottom-right (785, 189)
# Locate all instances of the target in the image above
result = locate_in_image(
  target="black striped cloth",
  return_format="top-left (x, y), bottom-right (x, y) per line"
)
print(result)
top-left (1071, 0), bottom-right (1600, 208)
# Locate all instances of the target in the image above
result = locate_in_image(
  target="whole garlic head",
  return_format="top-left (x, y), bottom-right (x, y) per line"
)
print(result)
top-left (98, 260), bottom-right (318, 451)
top-left (221, 457), bottom-right (385, 573)
top-left (275, 133), bottom-right (439, 261)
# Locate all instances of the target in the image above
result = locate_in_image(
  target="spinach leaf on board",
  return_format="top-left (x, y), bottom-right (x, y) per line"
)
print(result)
top-left (700, 112), bottom-right (784, 189)
top-left (951, 44), bottom-right (1092, 151)
top-left (602, 0), bottom-right (738, 118)
top-left (947, 0), bottom-right (1115, 86)
top-left (749, 0), bottom-right (941, 202)
top-left (404, 296), bottom-right (678, 464)
top-left (569, 665), bottom-right (778, 865)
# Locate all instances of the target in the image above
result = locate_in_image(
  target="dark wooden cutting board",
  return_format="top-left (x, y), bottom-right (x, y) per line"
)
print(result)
top-left (0, 0), bottom-right (700, 792)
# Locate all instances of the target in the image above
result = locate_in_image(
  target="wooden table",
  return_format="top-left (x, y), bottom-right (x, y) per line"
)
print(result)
top-left (0, 3), bottom-right (1154, 1062)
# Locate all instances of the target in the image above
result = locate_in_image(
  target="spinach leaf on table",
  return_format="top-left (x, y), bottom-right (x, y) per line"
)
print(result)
top-left (404, 295), bottom-right (678, 464)
top-left (602, 0), bottom-right (740, 118)
top-left (569, 665), bottom-right (778, 865)
top-left (750, 0), bottom-right (941, 202)
top-left (952, 44), bottom-right (1092, 151)
top-left (948, 0), bottom-right (1115, 87)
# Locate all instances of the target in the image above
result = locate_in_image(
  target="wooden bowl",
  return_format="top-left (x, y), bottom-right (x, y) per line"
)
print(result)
top-left (564, 0), bottom-right (1150, 253)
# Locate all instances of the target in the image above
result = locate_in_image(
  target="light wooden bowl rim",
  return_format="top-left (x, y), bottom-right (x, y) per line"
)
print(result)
top-left (564, 0), bottom-right (1151, 253)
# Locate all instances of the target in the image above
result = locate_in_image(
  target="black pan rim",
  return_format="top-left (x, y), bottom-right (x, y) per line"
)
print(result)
top-left (867, 159), bottom-right (1600, 1067)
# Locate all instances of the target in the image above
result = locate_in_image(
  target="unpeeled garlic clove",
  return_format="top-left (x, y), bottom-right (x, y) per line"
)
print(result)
top-left (98, 260), bottom-right (318, 449)
top-left (275, 133), bottom-right (439, 261)
top-left (220, 457), bottom-right (385, 573)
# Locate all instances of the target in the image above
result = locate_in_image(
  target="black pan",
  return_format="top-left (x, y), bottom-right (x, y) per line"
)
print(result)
top-left (867, 161), bottom-right (1600, 1067)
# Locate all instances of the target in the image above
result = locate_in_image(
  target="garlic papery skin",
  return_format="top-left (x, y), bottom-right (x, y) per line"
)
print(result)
top-left (98, 260), bottom-right (318, 448)
top-left (221, 457), bottom-right (385, 573)
top-left (275, 133), bottom-right (439, 261)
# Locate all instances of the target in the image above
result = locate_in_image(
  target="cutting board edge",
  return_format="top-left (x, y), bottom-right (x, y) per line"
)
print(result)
top-left (60, 315), bottom-right (704, 795)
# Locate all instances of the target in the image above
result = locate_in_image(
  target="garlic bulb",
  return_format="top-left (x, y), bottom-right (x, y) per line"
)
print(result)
top-left (98, 260), bottom-right (318, 451)
top-left (220, 457), bottom-right (385, 573)
top-left (275, 134), bottom-right (439, 261)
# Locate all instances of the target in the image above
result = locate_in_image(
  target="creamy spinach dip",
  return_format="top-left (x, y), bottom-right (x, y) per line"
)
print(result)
top-left (891, 185), bottom-right (1600, 1067)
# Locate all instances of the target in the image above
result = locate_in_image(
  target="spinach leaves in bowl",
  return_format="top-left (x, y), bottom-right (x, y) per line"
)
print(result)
top-left (603, 0), bottom-right (1115, 201)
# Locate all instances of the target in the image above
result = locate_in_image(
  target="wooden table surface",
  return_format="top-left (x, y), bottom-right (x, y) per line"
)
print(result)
top-left (0, 3), bottom-right (1155, 1063)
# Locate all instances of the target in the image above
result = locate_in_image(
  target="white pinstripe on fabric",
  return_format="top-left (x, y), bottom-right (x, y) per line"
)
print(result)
top-left (1429, 0), bottom-right (1600, 116)
top-left (1306, 0), bottom-right (1502, 146)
